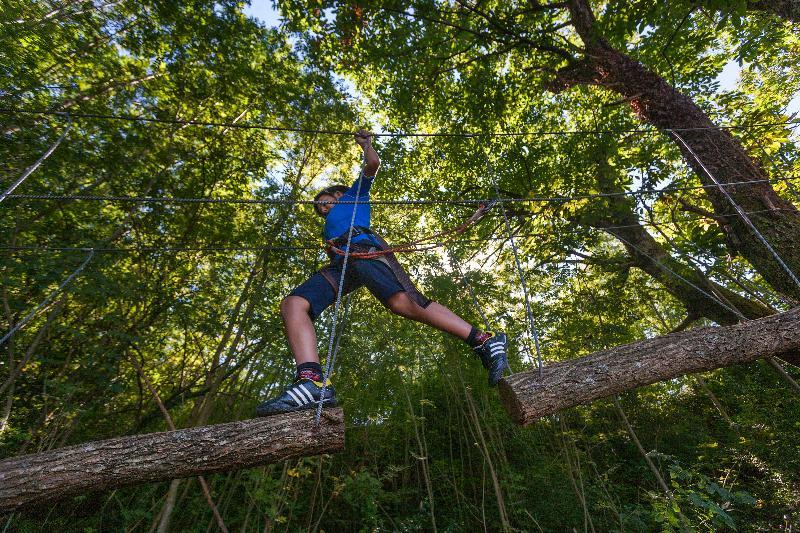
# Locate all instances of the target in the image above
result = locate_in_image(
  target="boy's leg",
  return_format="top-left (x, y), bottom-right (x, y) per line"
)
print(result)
top-left (385, 292), bottom-right (509, 385)
top-left (353, 258), bottom-right (510, 386)
top-left (256, 271), bottom-right (344, 416)
top-left (280, 296), bottom-right (319, 364)
top-left (385, 294), bottom-right (471, 340)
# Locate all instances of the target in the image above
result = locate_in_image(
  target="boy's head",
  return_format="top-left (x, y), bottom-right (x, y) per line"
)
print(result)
top-left (313, 185), bottom-right (349, 217)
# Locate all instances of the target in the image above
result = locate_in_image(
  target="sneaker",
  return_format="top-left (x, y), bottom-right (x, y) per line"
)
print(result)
top-left (255, 378), bottom-right (337, 417)
top-left (474, 332), bottom-right (509, 386)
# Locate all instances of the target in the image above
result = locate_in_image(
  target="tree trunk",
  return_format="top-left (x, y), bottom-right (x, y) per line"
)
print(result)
top-left (747, 0), bottom-right (800, 22)
top-left (579, 150), bottom-right (774, 325)
top-left (0, 408), bottom-right (345, 513)
top-left (554, 0), bottom-right (800, 300)
top-left (498, 308), bottom-right (800, 425)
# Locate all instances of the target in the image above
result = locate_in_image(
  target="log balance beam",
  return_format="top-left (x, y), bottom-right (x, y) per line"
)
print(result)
top-left (0, 407), bottom-right (345, 513)
top-left (499, 308), bottom-right (800, 426)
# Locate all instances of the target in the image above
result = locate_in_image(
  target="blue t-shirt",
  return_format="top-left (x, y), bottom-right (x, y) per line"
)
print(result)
top-left (323, 173), bottom-right (380, 249)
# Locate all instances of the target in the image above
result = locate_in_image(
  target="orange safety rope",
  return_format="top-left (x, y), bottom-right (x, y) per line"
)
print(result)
top-left (325, 200), bottom-right (497, 259)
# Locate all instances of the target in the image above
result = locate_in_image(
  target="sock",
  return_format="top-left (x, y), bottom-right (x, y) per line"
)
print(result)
top-left (466, 327), bottom-right (492, 348)
top-left (296, 362), bottom-right (323, 382)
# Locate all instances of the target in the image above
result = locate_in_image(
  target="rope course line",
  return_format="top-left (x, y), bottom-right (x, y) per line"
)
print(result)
top-left (315, 153), bottom-right (367, 427)
top-left (4, 108), bottom-right (800, 137)
top-left (0, 116), bottom-right (71, 203)
top-left (491, 160), bottom-right (544, 378)
top-left (0, 249), bottom-right (94, 346)
top-left (601, 225), bottom-right (800, 394)
top-left (5, 175), bottom-right (800, 206)
top-left (2, 206), bottom-right (796, 256)
top-left (669, 130), bottom-right (800, 292)
top-left (449, 253), bottom-right (491, 332)
top-left (607, 231), bottom-right (748, 321)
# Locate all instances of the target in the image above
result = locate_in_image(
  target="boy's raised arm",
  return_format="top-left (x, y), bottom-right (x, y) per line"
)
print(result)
top-left (355, 129), bottom-right (380, 177)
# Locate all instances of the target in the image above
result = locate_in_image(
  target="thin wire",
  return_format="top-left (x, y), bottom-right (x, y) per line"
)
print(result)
top-left (4, 108), bottom-right (800, 137)
top-left (669, 130), bottom-right (800, 292)
top-left (490, 160), bottom-right (543, 378)
top-left (607, 231), bottom-right (748, 321)
top-left (6, 175), bottom-right (799, 206)
top-left (1, 206), bottom-right (794, 256)
top-left (1, 117), bottom-right (71, 203)
top-left (0, 249), bottom-right (94, 346)
top-left (315, 152), bottom-right (367, 426)
top-left (449, 253), bottom-right (491, 331)
top-left (605, 223), bottom-right (800, 393)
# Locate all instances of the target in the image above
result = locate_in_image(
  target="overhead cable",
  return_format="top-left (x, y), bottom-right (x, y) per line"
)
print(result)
top-left (3, 108), bottom-right (799, 137)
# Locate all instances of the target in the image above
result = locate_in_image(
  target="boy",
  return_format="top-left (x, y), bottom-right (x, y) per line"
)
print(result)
top-left (256, 130), bottom-right (508, 416)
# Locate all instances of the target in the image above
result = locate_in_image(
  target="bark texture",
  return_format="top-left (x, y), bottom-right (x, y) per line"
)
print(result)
top-left (0, 408), bottom-right (345, 513)
top-left (582, 151), bottom-right (774, 325)
top-left (498, 309), bottom-right (800, 425)
top-left (553, 0), bottom-right (800, 300)
top-left (747, 0), bottom-right (800, 22)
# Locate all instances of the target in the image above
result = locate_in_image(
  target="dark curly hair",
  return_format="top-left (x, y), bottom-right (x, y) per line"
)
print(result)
top-left (312, 185), bottom-right (349, 217)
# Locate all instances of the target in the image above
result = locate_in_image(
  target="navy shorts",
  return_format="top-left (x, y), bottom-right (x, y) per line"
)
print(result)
top-left (289, 258), bottom-right (406, 320)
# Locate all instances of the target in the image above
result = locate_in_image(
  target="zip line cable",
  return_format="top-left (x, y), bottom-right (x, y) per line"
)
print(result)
top-left (2, 206), bottom-right (796, 256)
top-left (669, 130), bottom-right (800, 292)
top-left (4, 108), bottom-right (800, 137)
top-left (0, 249), bottom-right (94, 346)
top-left (6, 175), bottom-right (800, 206)
top-left (0, 116), bottom-right (71, 203)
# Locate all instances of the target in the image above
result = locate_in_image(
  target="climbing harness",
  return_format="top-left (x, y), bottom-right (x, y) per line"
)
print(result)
top-left (325, 200), bottom-right (496, 259)
top-left (319, 235), bottom-right (432, 310)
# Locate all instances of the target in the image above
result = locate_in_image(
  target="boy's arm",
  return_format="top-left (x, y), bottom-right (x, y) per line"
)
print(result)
top-left (355, 130), bottom-right (380, 177)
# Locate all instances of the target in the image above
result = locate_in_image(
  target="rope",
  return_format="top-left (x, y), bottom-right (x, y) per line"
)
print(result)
top-left (326, 200), bottom-right (496, 259)
top-left (1, 117), bottom-right (71, 203)
top-left (606, 231), bottom-right (748, 321)
top-left (449, 254), bottom-right (491, 331)
top-left (490, 160), bottom-right (544, 378)
top-left (315, 154), bottom-right (367, 426)
top-left (5, 175), bottom-right (799, 206)
top-left (0, 249), bottom-right (94, 346)
top-left (669, 130), bottom-right (800, 293)
top-left (4, 107), bottom-right (800, 137)
top-left (2, 206), bottom-right (795, 256)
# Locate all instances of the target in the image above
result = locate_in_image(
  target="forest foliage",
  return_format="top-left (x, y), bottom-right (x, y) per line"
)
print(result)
top-left (1, 0), bottom-right (800, 530)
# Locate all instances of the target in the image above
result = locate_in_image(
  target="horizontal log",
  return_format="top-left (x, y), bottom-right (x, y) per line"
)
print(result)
top-left (0, 408), bottom-right (345, 513)
top-left (499, 309), bottom-right (800, 426)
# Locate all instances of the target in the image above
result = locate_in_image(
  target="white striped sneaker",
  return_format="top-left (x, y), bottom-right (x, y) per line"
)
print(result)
top-left (475, 332), bottom-right (509, 386)
top-left (255, 378), bottom-right (337, 417)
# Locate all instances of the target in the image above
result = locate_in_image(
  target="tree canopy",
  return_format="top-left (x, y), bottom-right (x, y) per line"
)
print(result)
top-left (1, 0), bottom-right (799, 530)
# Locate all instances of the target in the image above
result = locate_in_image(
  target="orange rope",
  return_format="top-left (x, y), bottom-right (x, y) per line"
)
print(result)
top-left (326, 201), bottom-right (496, 259)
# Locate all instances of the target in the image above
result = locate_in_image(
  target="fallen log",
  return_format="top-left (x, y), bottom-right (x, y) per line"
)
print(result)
top-left (0, 408), bottom-right (344, 513)
top-left (499, 309), bottom-right (800, 426)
